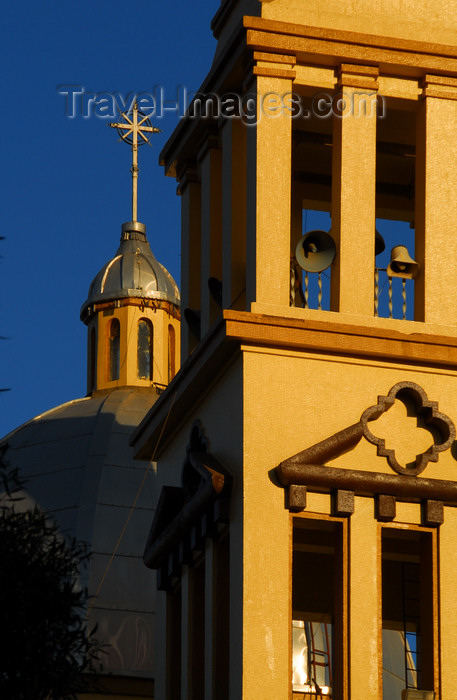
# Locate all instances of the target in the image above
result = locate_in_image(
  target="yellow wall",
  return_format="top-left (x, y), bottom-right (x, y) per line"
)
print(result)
top-left (243, 345), bottom-right (457, 481)
top-left (147, 2), bottom-right (457, 698)
top-left (89, 303), bottom-right (180, 393)
top-left (260, 0), bottom-right (457, 45)
top-left (149, 335), bottom-right (457, 698)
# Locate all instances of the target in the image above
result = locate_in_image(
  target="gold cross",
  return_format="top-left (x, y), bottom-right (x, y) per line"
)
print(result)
top-left (109, 102), bottom-right (161, 222)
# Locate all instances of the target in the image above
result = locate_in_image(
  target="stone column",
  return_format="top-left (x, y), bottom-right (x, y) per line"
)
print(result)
top-left (415, 75), bottom-right (457, 324)
top-left (331, 64), bottom-right (378, 315)
top-left (349, 497), bottom-right (381, 699)
top-left (199, 134), bottom-right (222, 337)
top-left (246, 54), bottom-right (295, 310)
top-left (221, 118), bottom-right (247, 311)
top-left (178, 167), bottom-right (201, 360)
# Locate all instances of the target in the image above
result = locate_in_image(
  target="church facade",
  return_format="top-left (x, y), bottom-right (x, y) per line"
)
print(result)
top-left (132, 1), bottom-right (457, 699)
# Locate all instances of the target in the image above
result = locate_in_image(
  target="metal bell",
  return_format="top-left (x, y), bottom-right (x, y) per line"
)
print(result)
top-left (386, 245), bottom-right (419, 279)
top-left (375, 230), bottom-right (385, 256)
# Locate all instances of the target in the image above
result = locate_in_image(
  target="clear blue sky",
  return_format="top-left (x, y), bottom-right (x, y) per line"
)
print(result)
top-left (1, 1), bottom-right (415, 437)
top-left (1, 2), bottom-right (217, 437)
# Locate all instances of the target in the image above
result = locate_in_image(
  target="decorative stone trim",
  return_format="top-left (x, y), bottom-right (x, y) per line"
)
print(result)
top-left (422, 500), bottom-right (444, 526)
top-left (287, 484), bottom-right (307, 512)
top-left (376, 494), bottom-right (396, 522)
top-left (332, 490), bottom-right (355, 517)
top-left (422, 74), bottom-right (457, 100)
top-left (361, 382), bottom-right (455, 476)
top-left (143, 423), bottom-right (232, 591)
top-left (337, 63), bottom-right (379, 91)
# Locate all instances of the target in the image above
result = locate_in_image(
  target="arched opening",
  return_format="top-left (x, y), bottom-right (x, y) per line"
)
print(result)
top-left (168, 324), bottom-right (176, 383)
top-left (89, 326), bottom-right (97, 390)
top-left (108, 318), bottom-right (120, 381)
top-left (138, 319), bottom-right (153, 380)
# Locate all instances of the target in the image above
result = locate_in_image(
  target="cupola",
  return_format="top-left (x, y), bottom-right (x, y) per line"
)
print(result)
top-left (80, 103), bottom-right (180, 395)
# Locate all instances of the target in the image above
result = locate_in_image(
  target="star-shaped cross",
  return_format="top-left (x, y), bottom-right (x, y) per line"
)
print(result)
top-left (109, 102), bottom-right (161, 222)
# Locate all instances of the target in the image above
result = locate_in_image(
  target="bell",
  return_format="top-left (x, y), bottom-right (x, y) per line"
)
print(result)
top-left (387, 245), bottom-right (420, 279)
top-left (183, 308), bottom-right (201, 340)
top-left (375, 230), bottom-right (385, 257)
top-left (208, 277), bottom-right (223, 308)
top-left (295, 230), bottom-right (336, 273)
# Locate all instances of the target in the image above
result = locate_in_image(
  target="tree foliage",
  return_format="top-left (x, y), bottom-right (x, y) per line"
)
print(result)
top-left (0, 455), bottom-right (102, 699)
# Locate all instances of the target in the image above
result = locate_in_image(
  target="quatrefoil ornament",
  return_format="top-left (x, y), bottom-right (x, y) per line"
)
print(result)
top-left (360, 382), bottom-right (455, 476)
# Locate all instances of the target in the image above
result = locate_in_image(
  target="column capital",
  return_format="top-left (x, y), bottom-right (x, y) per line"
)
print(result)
top-left (337, 63), bottom-right (379, 91)
top-left (177, 162), bottom-right (199, 195)
top-left (252, 50), bottom-right (296, 80)
top-left (242, 51), bottom-right (296, 88)
top-left (421, 74), bottom-right (457, 100)
top-left (196, 129), bottom-right (221, 163)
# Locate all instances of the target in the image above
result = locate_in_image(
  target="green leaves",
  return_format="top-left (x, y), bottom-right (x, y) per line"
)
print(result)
top-left (0, 465), bottom-right (102, 699)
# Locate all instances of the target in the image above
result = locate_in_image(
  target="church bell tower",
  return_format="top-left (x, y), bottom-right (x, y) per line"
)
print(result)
top-left (132, 2), bottom-right (457, 699)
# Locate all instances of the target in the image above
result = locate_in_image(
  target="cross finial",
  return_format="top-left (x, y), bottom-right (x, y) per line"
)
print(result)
top-left (109, 102), bottom-right (161, 222)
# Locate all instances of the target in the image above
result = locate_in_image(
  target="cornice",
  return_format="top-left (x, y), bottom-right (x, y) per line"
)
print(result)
top-left (224, 310), bottom-right (457, 367)
top-left (131, 310), bottom-right (457, 460)
top-left (243, 16), bottom-right (457, 77)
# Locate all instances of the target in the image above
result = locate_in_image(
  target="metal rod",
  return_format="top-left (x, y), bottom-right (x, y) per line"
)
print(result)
top-left (388, 278), bottom-right (393, 318)
top-left (402, 278), bottom-right (407, 320)
top-left (374, 267), bottom-right (379, 317)
top-left (109, 102), bottom-right (161, 224)
top-left (131, 103), bottom-right (139, 221)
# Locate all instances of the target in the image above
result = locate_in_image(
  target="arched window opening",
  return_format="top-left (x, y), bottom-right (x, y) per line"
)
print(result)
top-left (89, 327), bottom-right (97, 391)
top-left (138, 319), bottom-right (153, 380)
top-left (108, 318), bottom-right (120, 381)
top-left (168, 324), bottom-right (176, 383)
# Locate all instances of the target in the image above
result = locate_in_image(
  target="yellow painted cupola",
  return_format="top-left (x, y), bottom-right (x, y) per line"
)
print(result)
top-left (80, 102), bottom-right (180, 395)
top-left (80, 220), bottom-right (180, 394)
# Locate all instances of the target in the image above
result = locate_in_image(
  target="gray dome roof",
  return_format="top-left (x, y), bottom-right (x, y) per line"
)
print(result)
top-left (0, 388), bottom-right (159, 678)
top-left (81, 222), bottom-right (180, 319)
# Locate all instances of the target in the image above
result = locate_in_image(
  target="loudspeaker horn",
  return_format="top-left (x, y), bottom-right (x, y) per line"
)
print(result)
top-left (295, 230), bottom-right (336, 273)
top-left (375, 230), bottom-right (385, 257)
top-left (208, 277), bottom-right (223, 308)
top-left (387, 245), bottom-right (420, 279)
top-left (183, 308), bottom-right (201, 340)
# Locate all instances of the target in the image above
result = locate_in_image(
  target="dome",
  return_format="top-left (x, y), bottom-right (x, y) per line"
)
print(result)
top-left (81, 222), bottom-right (180, 321)
top-left (0, 389), bottom-right (159, 677)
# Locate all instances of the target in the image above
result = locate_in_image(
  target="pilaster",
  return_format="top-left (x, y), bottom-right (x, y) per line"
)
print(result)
top-left (199, 135), bottom-right (223, 337)
top-left (331, 64), bottom-right (378, 315)
top-left (245, 54), bottom-right (295, 308)
top-left (179, 167), bottom-right (201, 359)
top-left (349, 498), bottom-right (381, 699)
top-left (221, 118), bottom-right (247, 311)
top-left (415, 75), bottom-right (457, 325)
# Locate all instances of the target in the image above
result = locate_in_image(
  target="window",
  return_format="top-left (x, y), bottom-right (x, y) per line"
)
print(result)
top-left (382, 528), bottom-right (436, 699)
top-left (137, 319), bottom-right (153, 380)
top-left (89, 327), bottom-right (96, 390)
top-left (163, 533), bottom-right (230, 699)
top-left (108, 318), bottom-right (120, 381)
top-left (292, 517), bottom-right (346, 697)
top-left (168, 324), bottom-right (176, 383)
top-left (166, 586), bottom-right (181, 699)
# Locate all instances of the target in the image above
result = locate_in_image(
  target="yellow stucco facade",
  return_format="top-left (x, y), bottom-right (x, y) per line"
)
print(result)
top-left (132, 1), bottom-right (457, 698)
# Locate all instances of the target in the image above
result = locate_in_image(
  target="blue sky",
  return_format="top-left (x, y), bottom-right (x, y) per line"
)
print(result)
top-left (1, 1), bottom-right (416, 437)
top-left (1, 2), bottom-right (217, 436)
